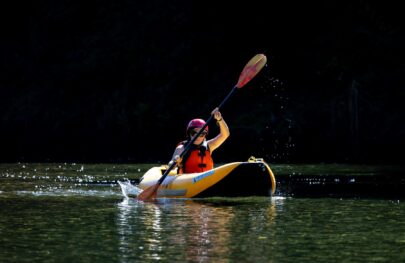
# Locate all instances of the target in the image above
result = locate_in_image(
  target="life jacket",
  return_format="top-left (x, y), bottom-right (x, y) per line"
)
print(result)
top-left (178, 140), bottom-right (214, 174)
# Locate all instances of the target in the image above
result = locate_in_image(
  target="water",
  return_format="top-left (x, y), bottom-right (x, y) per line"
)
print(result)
top-left (1, 163), bottom-right (404, 262)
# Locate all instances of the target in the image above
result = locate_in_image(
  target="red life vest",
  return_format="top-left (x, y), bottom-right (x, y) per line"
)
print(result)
top-left (178, 140), bottom-right (214, 174)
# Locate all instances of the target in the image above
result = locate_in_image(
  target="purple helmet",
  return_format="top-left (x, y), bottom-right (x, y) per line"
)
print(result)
top-left (186, 118), bottom-right (208, 136)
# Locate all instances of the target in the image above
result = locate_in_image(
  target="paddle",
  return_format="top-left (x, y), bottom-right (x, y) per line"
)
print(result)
top-left (137, 54), bottom-right (267, 201)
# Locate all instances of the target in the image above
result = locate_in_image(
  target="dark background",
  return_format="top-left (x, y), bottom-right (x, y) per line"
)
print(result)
top-left (1, 0), bottom-right (404, 164)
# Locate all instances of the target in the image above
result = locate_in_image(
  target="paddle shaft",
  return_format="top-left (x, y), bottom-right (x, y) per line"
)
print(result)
top-left (156, 86), bottom-right (238, 185)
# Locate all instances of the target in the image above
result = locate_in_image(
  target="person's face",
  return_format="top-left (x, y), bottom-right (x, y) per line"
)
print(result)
top-left (190, 128), bottom-right (207, 144)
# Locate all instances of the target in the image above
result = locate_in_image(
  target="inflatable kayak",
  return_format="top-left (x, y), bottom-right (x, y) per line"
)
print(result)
top-left (138, 157), bottom-right (276, 198)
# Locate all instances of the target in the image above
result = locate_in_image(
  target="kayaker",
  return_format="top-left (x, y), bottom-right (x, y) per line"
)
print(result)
top-left (170, 107), bottom-right (230, 174)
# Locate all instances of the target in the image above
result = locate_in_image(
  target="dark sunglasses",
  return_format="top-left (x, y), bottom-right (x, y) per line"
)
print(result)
top-left (190, 130), bottom-right (207, 137)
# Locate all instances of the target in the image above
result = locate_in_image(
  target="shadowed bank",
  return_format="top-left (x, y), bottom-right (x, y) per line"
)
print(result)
top-left (0, 0), bottom-right (404, 164)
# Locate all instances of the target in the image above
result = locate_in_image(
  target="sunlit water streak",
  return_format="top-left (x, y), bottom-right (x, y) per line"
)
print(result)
top-left (0, 163), bottom-right (148, 198)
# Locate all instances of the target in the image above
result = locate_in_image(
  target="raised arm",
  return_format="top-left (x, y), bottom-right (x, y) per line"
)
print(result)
top-left (207, 108), bottom-right (230, 153)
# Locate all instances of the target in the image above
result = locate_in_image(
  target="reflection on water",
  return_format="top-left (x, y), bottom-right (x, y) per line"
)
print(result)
top-left (116, 197), bottom-right (279, 262)
top-left (1, 163), bottom-right (405, 262)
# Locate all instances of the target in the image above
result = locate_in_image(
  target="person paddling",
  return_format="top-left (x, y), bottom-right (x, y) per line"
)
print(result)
top-left (136, 54), bottom-right (266, 201)
top-left (170, 107), bottom-right (230, 174)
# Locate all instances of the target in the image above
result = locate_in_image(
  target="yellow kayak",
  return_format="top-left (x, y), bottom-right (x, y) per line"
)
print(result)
top-left (138, 157), bottom-right (276, 198)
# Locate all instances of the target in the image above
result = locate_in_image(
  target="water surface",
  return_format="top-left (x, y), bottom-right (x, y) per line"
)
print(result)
top-left (1, 163), bottom-right (404, 262)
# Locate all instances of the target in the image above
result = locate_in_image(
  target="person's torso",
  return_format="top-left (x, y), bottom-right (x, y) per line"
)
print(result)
top-left (179, 140), bottom-right (214, 174)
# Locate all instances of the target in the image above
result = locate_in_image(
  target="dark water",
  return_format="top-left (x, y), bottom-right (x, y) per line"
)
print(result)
top-left (1, 163), bottom-right (404, 262)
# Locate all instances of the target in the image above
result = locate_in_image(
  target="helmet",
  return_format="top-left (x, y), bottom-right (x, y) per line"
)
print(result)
top-left (186, 118), bottom-right (208, 136)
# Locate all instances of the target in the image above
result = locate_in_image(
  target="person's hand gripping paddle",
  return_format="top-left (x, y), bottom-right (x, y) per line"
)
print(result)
top-left (137, 54), bottom-right (267, 201)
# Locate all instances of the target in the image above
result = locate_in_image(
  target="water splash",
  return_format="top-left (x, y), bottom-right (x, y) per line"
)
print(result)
top-left (118, 180), bottom-right (142, 198)
top-left (257, 75), bottom-right (297, 163)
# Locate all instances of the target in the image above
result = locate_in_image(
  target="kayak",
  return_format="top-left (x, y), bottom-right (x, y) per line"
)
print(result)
top-left (138, 157), bottom-right (276, 198)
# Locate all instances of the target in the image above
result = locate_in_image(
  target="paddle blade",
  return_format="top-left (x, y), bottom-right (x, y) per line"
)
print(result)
top-left (236, 54), bottom-right (267, 88)
top-left (136, 184), bottom-right (159, 201)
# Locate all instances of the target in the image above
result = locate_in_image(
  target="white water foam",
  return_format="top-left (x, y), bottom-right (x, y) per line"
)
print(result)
top-left (117, 180), bottom-right (142, 198)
